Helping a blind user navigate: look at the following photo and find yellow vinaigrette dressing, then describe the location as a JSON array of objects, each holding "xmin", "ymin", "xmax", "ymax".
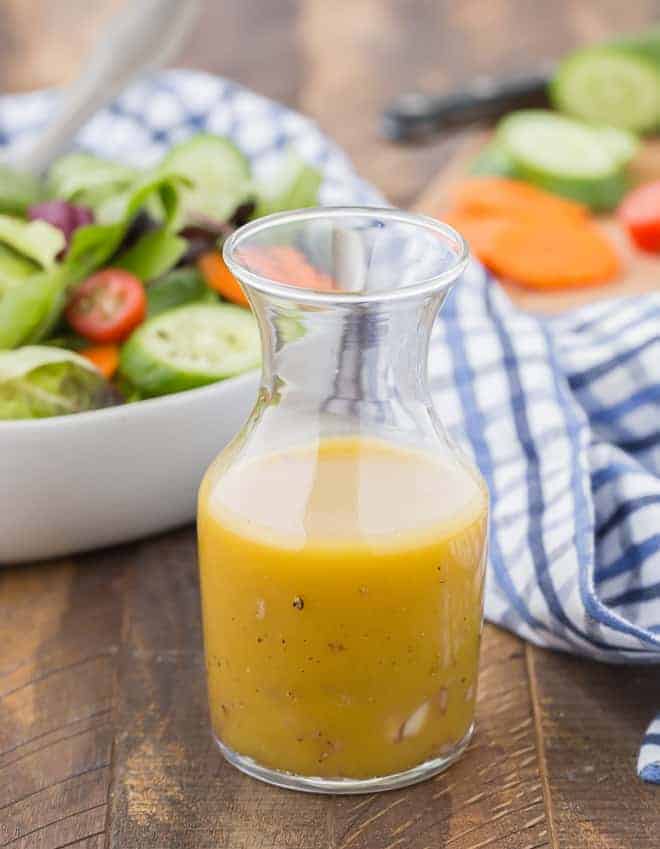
[{"xmin": 198, "ymin": 436, "xmax": 488, "ymax": 780}]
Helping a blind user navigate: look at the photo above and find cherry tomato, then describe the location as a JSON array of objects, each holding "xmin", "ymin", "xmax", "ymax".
[
  {"xmin": 618, "ymin": 180, "xmax": 660, "ymax": 253},
  {"xmin": 66, "ymin": 269, "xmax": 146, "ymax": 343}
]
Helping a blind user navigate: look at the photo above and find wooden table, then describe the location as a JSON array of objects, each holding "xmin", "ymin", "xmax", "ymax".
[{"xmin": 1, "ymin": 3, "xmax": 659, "ymax": 848}]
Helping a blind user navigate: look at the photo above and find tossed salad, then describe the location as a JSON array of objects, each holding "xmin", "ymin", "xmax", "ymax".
[{"xmin": 0, "ymin": 134, "xmax": 321, "ymax": 419}]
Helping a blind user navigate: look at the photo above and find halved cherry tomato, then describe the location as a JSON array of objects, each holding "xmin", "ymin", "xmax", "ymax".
[
  {"xmin": 618, "ymin": 180, "xmax": 660, "ymax": 253},
  {"xmin": 66, "ymin": 269, "xmax": 147, "ymax": 343}
]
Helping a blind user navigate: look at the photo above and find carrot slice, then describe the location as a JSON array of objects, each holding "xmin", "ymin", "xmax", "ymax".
[
  {"xmin": 199, "ymin": 246, "xmax": 334, "ymax": 306},
  {"xmin": 486, "ymin": 218, "xmax": 620, "ymax": 290},
  {"xmin": 442, "ymin": 210, "xmax": 514, "ymax": 265},
  {"xmin": 451, "ymin": 177, "xmax": 588, "ymax": 222},
  {"xmin": 237, "ymin": 245, "xmax": 334, "ymax": 290},
  {"xmin": 443, "ymin": 176, "xmax": 621, "ymax": 290},
  {"xmin": 197, "ymin": 251, "xmax": 249, "ymax": 307},
  {"xmin": 80, "ymin": 344, "xmax": 120, "ymax": 379}
]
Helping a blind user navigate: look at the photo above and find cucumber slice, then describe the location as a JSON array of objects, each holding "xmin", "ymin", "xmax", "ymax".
[
  {"xmin": 497, "ymin": 111, "xmax": 628, "ymax": 210},
  {"xmin": 119, "ymin": 303, "xmax": 260, "ymax": 397},
  {"xmin": 551, "ymin": 45, "xmax": 660, "ymax": 133},
  {"xmin": 608, "ymin": 27, "xmax": 660, "ymax": 67},
  {"xmin": 160, "ymin": 134, "xmax": 252, "ymax": 223},
  {"xmin": 593, "ymin": 126, "xmax": 639, "ymax": 167},
  {"xmin": 470, "ymin": 141, "xmax": 519, "ymax": 177}
]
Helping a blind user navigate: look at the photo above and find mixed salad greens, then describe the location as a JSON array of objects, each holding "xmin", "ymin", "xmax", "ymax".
[{"xmin": 0, "ymin": 134, "xmax": 321, "ymax": 420}]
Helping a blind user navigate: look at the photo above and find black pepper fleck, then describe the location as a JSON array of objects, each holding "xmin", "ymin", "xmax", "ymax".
[{"xmin": 292, "ymin": 596, "xmax": 304, "ymax": 610}]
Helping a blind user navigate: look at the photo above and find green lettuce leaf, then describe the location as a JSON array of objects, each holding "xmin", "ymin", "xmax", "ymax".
[
  {"xmin": 0, "ymin": 266, "xmax": 69, "ymax": 349},
  {"xmin": 47, "ymin": 152, "xmax": 138, "ymax": 210},
  {"xmin": 116, "ymin": 228, "xmax": 187, "ymax": 282},
  {"xmin": 146, "ymin": 268, "xmax": 218, "ymax": 317},
  {"xmin": 0, "ymin": 164, "xmax": 44, "ymax": 215},
  {"xmin": 0, "ymin": 244, "xmax": 39, "ymax": 295},
  {"xmin": 0, "ymin": 345, "xmax": 118, "ymax": 419},
  {"xmin": 0, "ymin": 215, "xmax": 65, "ymax": 268},
  {"xmin": 66, "ymin": 172, "xmax": 186, "ymax": 280}
]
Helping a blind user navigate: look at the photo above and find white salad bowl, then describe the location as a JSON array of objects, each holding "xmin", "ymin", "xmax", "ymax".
[
  {"xmin": 0, "ymin": 372, "xmax": 260, "ymax": 563},
  {"xmin": 0, "ymin": 70, "xmax": 381, "ymax": 563}
]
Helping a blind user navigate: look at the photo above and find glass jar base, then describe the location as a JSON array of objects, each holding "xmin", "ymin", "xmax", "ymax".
[{"xmin": 214, "ymin": 723, "xmax": 474, "ymax": 795}]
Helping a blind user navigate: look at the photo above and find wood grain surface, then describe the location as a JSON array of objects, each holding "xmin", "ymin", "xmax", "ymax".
[{"xmin": 1, "ymin": 2, "xmax": 659, "ymax": 848}]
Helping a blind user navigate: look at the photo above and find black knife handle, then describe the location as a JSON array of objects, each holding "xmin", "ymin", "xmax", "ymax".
[{"xmin": 382, "ymin": 73, "xmax": 551, "ymax": 142}]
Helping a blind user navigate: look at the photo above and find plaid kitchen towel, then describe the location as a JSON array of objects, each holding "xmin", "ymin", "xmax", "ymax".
[
  {"xmin": 432, "ymin": 267, "xmax": 660, "ymax": 783},
  {"xmin": 1, "ymin": 69, "xmax": 657, "ymax": 782}
]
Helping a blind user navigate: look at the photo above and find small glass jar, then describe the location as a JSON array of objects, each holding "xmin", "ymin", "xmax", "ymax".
[{"xmin": 198, "ymin": 208, "xmax": 488, "ymax": 793}]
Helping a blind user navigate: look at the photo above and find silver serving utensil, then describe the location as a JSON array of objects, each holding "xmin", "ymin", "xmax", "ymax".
[{"xmin": 5, "ymin": 0, "xmax": 201, "ymax": 174}]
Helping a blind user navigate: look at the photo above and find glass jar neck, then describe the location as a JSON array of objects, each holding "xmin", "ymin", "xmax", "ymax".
[{"xmin": 247, "ymin": 288, "xmax": 449, "ymax": 423}]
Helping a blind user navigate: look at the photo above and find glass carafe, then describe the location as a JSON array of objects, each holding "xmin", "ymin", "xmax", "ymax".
[{"xmin": 198, "ymin": 208, "xmax": 488, "ymax": 794}]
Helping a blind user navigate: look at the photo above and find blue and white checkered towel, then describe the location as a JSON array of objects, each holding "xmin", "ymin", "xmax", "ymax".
[
  {"xmin": 433, "ymin": 266, "xmax": 660, "ymax": 783},
  {"xmin": 1, "ymin": 69, "xmax": 657, "ymax": 783}
]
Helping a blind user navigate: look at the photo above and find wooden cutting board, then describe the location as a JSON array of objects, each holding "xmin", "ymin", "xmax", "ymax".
[{"xmin": 414, "ymin": 130, "xmax": 660, "ymax": 314}]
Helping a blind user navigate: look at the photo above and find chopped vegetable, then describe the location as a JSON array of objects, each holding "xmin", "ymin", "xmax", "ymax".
[
  {"xmin": 442, "ymin": 210, "xmax": 511, "ymax": 266},
  {"xmin": 470, "ymin": 141, "xmax": 518, "ymax": 178},
  {"xmin": 119, "ymin": 302, "xmax": 261, "ymax": 396},
  {"xmin": 42, "ymin": 333, "xmax": 88, "ymax": 351},
  {"xmin": 0, "ymin": 215, "xmax": 65, "ymax": 269},
  {"xmin": 0, "ymin": 244, "xmax": 39, "ymax": 294},
  {"xmin": 80, "ymin": 344, "xmax": 120, "ymax": 379},
  {"xmin": 0, "ymin": 345, "xmax": 118, "ymax": 419},
  {"xmin": 198, "ymin": 250, "xmax": 249, "ymax": 307},
  {"xmin": 618, "ymin": 179, "xmax": 660, "ymax": 252},
  {"xmin": 450, "ymin": 176, "xmax": 587, "ymax": 221},
  {"xmin": 609, "ymin": 26, "xmax": 660, "ymax": 65},
  {"xmin": 593, "ymin": 127, "xmax": 641, "ymax": 167},
  {"xmin": 495, "ymin": 111, "xmax": 633, "ymax": 211},
  {"xmin": 63, "ymin": 172, "xmax": 184, "ymax": 290},
  {"xmin": 0, "ymin": 266, "xmax": 70, "ymax": 349},
  {"xmin": 445, "ymin": 176, "xmax": 620, "ymax": 290},
  {"xmin": 253, "ymin": 154, "xmax": 323, "ymax": 218},
  {"xmin": 48, "ymin": 152, "xmax": 138, "ymax": 212},
  {"xmin": 116, "ymin": 228, "xmax": 187, "ymax": 282},
  {"xmin": 484, "ymin": 216, "xmax": 620, "ymax": 290},
  {"xmin": 160, "ymin": 134, "xmax": 252, "ymax": 225},
  {"xmin": 147, "ymin": 267, "xmax": 218, "ymax": 317},
  {"xmin": 66, "ymin": 269, "xmax": 147, "ymax": 343},
  {"xmin": 0, "ymin": 164, "xmax": 43, "ymax": 215},
  {"xmin": 551, "ymin": 34, "xmax": 660, "ymax": 133},
  {"xmin": 200, "ymin": 243, "xmax": 335, "ymax": 300},
  {"xmin": 178, "ymin": 224, "xmax": 225, "ymax": 265},
  {"xmin": 236, "ymin": 245, "xmax": 335, "ymax": 290},
  {"xmin": 28, "ymin": 201, "xmax": 94, "ymax": 247}
]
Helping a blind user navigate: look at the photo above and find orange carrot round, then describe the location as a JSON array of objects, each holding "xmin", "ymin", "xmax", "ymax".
[
  {"xmin": 442, "ymin": 210, "xmax": 514, "ymax": 266},
  {"xmin": 197, "ymin": 251, "xmax": 249, "ymax": 307},
  {"xmin": 451, "ymin": 177, "xmax": 588, "ymax": 222},
  {"xmin": 234, "ymin": 245, "xmax": 334, "ymax": 291},
  {"xmin": 486, "ymin": 218, "xmax": 620, "ymax": 290},
  {"xmin": 80, "ymin": 344, "xmax": 120, "ymax": 379}
]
